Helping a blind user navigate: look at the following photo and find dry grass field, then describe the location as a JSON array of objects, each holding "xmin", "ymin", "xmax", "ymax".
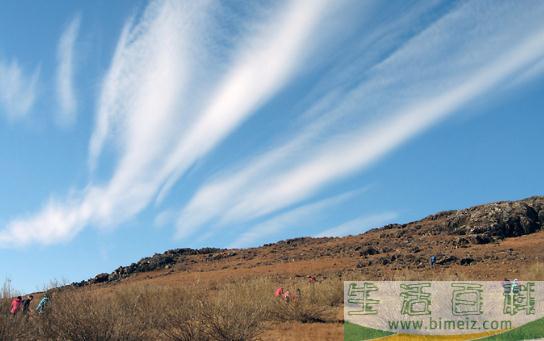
[{"xmin": 2, "ymin": 243, "xmax": 543, "ymax": 340}]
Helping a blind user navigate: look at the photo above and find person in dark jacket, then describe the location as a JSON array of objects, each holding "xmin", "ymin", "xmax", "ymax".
[
  {"xmin": 430, "ymin": 255, "xmax": 437, "ymax": 268},
  {"xmin": 21, "ymin": 295, "xmax": 34, "ymax": 314},
  {"xmin": 502, "ymin": 278, "xmax": 511, "ymax": 294}
]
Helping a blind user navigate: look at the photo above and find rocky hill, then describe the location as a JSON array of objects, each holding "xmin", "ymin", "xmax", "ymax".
[{"xmin": 73, "ymin": 195, "xmax": 544, "ymax": 287}]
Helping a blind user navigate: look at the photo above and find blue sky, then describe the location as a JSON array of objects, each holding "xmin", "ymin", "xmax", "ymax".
[{"xmin": 1, "ymin": 0, "xmax": 543, "ymax": 293}]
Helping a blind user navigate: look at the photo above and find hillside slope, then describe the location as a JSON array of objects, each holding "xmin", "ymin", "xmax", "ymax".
[{"xmin": 75, "ymin": 195, "xmax": 544, "ymax": 288}]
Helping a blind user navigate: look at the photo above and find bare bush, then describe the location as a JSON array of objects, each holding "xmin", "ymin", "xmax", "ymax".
[
  {"xmin": 200, "ymin": 280, "xmax": 270, "ymax": 341},
  {"xmin": 306, "ymin": 279, "xmax": 343, "ymax": 307},
  {"xmin": 153, "ymin": 286, "xmax": 209, "ymax": 341},
  {"xmin": 34, "ymin": 288, "xmax": 148, "ymax": 340},
  {"xmin": 158, "ymin": 279, "xmax": 270, "ymax": 341}
]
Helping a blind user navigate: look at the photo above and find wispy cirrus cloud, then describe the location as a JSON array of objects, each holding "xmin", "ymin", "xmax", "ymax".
[
  {"xmin": 153, "ymin": 0, "xmax": 331, "ymax": 202},
  {"xmin": 2, "ymin": 0, "xmax": 544, "ymax": 249},
  {"xmin": 0, "ymin": 58, "xmax": 39, "ymax": 120},
  {"xmin": 173, "ymin": 1, "xmax": 544, "ymax": 241},
  {"xmin": 0, "ymin": 0, "xmax": 330, "ymax": 247},
  {"xmin": 1, "ymin": 0, "xmax": 209, "ymax": 246},
  {"xmin": 55, "ymin": 15, "xmax": 81, "ymax": 127}
]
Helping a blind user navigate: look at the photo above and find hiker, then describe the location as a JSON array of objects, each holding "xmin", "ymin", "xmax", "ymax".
[
  {"xmin": 307, "ymin": 275, "xmax": 317, "ymax": 284},
  {"xmin": 502, "ymin": 278, "xmax": 511, "ymax": 294},
  {"xmin": 21, "ymin": 295, "xmax": 34, "ymax": 315},
  {"xmin": 282, "ymin": 290, "xmax": 291, "ymax": 303},
  {"xmin": 430, "ymin": 255, "xmax": 437, "ymax": 268},
  {"xmin": 36, "ymin": 294, "xmax": 49, "ymax": 313},
  {"xmin": 10, "ymin": 296, "xmax": 22, "ymax": 315},
  {"xmin": 274, "ymin": 287, "xmax": 284, "ymax": 298},
  {"xmin": 512, "ymin": 279, "xmax": 520, "ymax": 294}
]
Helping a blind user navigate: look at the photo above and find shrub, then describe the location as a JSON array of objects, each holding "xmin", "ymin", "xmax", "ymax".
[
  {"xmin": 35, "ymin": 288, "xmax": 148, "ymax": 340},
  {"xmin": 199, "ymin": 280, "xmax": 269, "ymax": 341},
  {"xmin": 153, "ymin": 286, "xmax": 210, "ymax": 341}
]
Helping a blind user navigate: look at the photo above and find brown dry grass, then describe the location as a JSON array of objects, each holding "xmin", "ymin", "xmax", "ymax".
[
  {"xmin": 2, "ymin": 259, "xmax": 543, "ymax": 340},
  {"xmin": 0, "ymin": 275, "xmax": 344, "ymax": 340}
]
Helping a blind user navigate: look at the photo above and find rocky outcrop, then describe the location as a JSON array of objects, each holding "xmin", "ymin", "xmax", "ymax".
[
  {"xmin": 442, "ymin": 196, "xmax": 544, "ymax": 243},
  {"xmin": 71, "ymin": 247, "xmax": 223, "ymax": 287}
]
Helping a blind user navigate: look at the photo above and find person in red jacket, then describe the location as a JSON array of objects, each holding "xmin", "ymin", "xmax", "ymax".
[{"xmin": 10, "ymin": 296, "xmax": 22, "ymax": 315}]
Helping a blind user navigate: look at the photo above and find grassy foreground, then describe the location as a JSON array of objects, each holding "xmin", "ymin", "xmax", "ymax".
[
  {"xmin": 1, "ymin": 259, "xmax": 542, "ymax": 340},
  {"xmin": 0, "ymin": 277, "xmax": 342, "ymax": 340}
]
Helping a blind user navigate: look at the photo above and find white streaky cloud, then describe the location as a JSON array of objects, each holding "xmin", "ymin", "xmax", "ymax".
[
  {"xmin": 0, "ymin": 0, "xmax": 330, "ymax": 247},
  {"xmin": 87, "ymin": 19, "xmax": 131, "ymax": 170},
  {"xmin": 172, "ymin": 1, "xmax": 441, "ymax": 237},
  {"xmin": 81, "ymin": 0, "xmax": 198, "ymax": 229},
  {"xmin": 55, "ymin": 15, "xmax": 81, "ymax": 127},
  {"xmin": 154, "ymin": 0, "xmax": 330, "ymax": 203},
  {"xmin": 0, "ymin": 59, "xmax": 39, "ymax": 120},
  {"xmin": 175, "ymin": 0, "xmax": 544, "ymax": 240},
  {"xmin": 228, "ymin": 189, "xmax": 363, "ymax": 248},
  {"xmin": 0, "ymin": 0, "xmax": 199, "ymax": 246},
  {"xmin": 0, "ymin": 197, "xmax": 91, "ymax": 246},
  {"xmin": 314, "ymin": 212, "xmax": 398, "ymax": 238},
  {"xmin": 173, "ymin": 96, "xmax": 343, "ymax": 239},
  {"xmin": 217, "ymin": 27, "xmax": 544, "ymax": 227},
  {"xmin": 292, "ymin": 0, "xmax": 443, "ymax": 112}
]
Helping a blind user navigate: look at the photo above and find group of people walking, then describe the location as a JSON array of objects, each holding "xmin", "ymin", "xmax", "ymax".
[
  {"xmin": 274, "ymin": 274, "xmax": 319, "ymax": 303},
  {"xmin": 10, "ymin": 294, "xmax": 49, "ymax": 315},
  {"xmin": 502, "ymin": 278, "xmax": 520, "ymax": 294},
  {"xmin": 10, "ymin": 295, "xmax": 33, "ymax": 315}
]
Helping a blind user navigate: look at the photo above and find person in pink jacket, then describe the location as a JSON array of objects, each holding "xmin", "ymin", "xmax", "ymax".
[{"xmin": 10, "ymin": 296, "xmax": 22, "ymax": 315}]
